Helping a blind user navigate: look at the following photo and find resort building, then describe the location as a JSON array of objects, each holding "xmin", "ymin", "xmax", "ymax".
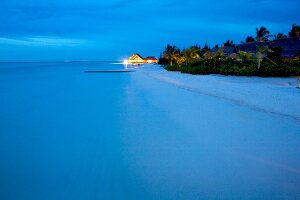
[
  {"xmin": 127, "ymin": 53, "xmax": 144, "ymax": 64},
  {"xmin": 210, "ymin": 38, "xmax": 300, "ymax": 60},
  {"xmin": 144, "ymin": 56, "xmax": 159, "ymax": 63},
  {"xmin": 127, "ymin": 53, "xmax": 158, "ymax": 64}
]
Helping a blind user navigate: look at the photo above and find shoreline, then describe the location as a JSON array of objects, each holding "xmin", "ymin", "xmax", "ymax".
[{"xmin": 141, "ymin": 65, "xmax": 300, "ymax": 121}]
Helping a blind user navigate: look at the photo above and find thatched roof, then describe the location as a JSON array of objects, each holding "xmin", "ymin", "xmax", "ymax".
[
  {"xmin": 211, "ymin": 38, "xmax": 300, "ymax": 58},
  {"xmin": 269, "ymin": 38, "xmax": 300, "ymax": 58},
  {"xmin": 144, "ymin": 56, "xmax": 158, "ymax": 60},
  {"xmin": 236, "ymin": 42, "xmax": 267, "ymax": 54},
  {"xmin": 211, "ymin": 46, "xmax": 237, "ymax": 56},
  {"xmin": 236, "ymin": 38, "xmax": 300, "ymax": 58},
  {"xmin": 128, "ymin": 53, "xmax": 144, "ymax": 60}
]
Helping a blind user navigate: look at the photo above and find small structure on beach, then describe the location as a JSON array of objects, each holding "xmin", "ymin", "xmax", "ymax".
[
  {"xmin": 144, "ymin": 56, "xmax": 159, "ymax": 63},
  {"xmin": 126, "ymin": 53, "xmax": 158, "ymax": 64},
  {"xmin": 127, "ymin": 53, "xmax": 144, "ymax": 64}
]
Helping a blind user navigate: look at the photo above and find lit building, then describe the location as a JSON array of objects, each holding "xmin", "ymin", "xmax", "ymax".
[
  {"xmin": 126, "ymin": 53, "xmax": 158, "ymax": 64},
  {"xmin": 144, "ymin": 56, "xmax": 159, "ymax": 63},
  {"xmin": 127, "ymin": 53, "xmax": 145, "ymax": 64}
]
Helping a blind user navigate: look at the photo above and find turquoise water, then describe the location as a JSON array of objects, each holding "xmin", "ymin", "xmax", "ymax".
[{"xmin": 0, "ymin": 62, "xmax": 300, "ymax": 199}]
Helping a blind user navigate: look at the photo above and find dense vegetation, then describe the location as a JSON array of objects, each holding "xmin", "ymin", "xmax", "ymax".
[{"xmin": 159, "ymin": 24, "xmax": 300, "ymax": 77}]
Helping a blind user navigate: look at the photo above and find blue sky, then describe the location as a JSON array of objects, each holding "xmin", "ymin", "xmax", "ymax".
[{"xmin": 0, "ymin": 0, "xmax": 299, "ymax": 61}]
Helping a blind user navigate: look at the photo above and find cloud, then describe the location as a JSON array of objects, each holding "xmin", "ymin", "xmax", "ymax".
[
  {"xmin": 0, "ymin": 37, "xmax": 89, "ymax": 46},
  {"xmin": 0, "ymin": 0, "xmax": 147, "ymax": 37},
  {"xmin": 1, "ymin": 0, "xmax": 299, "ymax": 38},
  {"xmin": 0, "ymin": 0, "xmax": 299, "ymax": 61}
]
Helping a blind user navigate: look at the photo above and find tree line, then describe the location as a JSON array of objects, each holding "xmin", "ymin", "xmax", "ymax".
[{"xmin": 159, "ymin": 24, "xmax": 300, "ymax": 77}]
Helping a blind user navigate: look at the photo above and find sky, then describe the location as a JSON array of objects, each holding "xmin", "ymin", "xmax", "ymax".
[{"xmin": 0, "ymin": 0, "xmax": 299, "ymax": 61}]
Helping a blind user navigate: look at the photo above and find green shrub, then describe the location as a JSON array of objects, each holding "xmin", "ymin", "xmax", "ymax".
[{"xmin": 164, "ymin": 59, "xmax": 300, "ymax": 77}]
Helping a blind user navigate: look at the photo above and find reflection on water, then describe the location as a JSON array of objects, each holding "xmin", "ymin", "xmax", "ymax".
[{"xmin": 0, "ymin": 62, "xmax": 300, "ymax": 200}]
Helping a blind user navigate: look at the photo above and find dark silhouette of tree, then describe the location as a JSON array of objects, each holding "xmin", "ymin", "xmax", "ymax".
[
  {"xmin": 245, "ymin": 36, "xmax": 255, "ymax": 43},
  {"xmin": 289, "ymin": 24, "xmax": 300, "ymax": 38},
  {"xmin": 294, "ymin": 51, "xmax": 300, "ymax": 59},
  {"xmin": 224, "ymin": 40, "xmax": 234, "ymax": 46},
  {"xmin": 203, "ymin": 43, "xmax": 210, "ymax": 51},
  {"xmin": 267, "ymin": 46, "xmax": 283, "ymax": 64},
  {"xmin": 190, "ymin": 44, "xmax": 201, "ymax": 50},
  {"xmin": 273, "ymin": 33, "xmax": 287, "ymax": 40},
  {"xmin": 256, "ymin": 26, "xmax": 271, "ymax": 42},
  {"xmin": 162, "ymin": 44, "xmax": 180, "ymax": 66},
  {"xmin": 201, "ymin": 43, "xmax": 210, "ymax": 57},
  {"xmin": 158, "ymin": 54, "xmax": 168, "ymax": 65}
]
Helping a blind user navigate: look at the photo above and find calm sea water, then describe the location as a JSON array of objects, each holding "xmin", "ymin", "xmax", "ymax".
[{"xmin": 0, "ymin": 62, "xmax": 300, "ymax": 199}]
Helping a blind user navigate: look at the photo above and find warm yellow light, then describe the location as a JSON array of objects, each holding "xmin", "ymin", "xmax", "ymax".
[
  {"xmin": 123, "ymin": 60, "xmax": 128, "ymax": 64},
  {"xmin": 147, "ymin": 60, "xmax": 152, "ymax": 63}
]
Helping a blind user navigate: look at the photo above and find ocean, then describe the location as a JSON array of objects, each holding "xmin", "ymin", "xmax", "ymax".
[{"xmin": 0, "ymin": 62, "xmax": 300, "ymax": 199}]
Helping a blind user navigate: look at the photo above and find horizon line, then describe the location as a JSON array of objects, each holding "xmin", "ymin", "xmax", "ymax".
[{"xmin": 0, "ymin": 60, "xmax": 122, "ymax": 64}]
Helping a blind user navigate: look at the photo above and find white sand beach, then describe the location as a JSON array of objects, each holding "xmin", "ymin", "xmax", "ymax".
[{"xmin": 140, "ymin": 65, "xmax": 300, "ymax": 121}]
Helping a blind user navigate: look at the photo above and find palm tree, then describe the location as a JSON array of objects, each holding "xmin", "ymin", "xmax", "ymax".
[
  {"xmin": 289, "ymin": 24, "xmax": 300, "ymax": 38},
  {"xmin": 256, "ymin": 26, "xmax": 271, "ymax": 42},
  {"xmin": 182, "ymin": 47, "xmax": 200, "ymax": 65},
  {"xmin": 213, "ymin": 47, "xmax": 225, "ymax": 60},
  {"xmin": 203, "ymin": 51, "xmax": 213, "ymax": 60},
  {"xmin": 190, "ymin": 44, "xmax": 201, "ymax": 51},
  {"xmin": 294, "ymin": 51, "xmax": 300, "ymax": 60},
  {"xmin": 245, "ymin": 36, "xmax": 255, "ymax": 43},
  {"xmin": 162, "ymin": 45, "xmax": 180, "ymax": 66},
  {"xmin": 238, "ymin": 51, "xmax": 254, "ymax": 62},
  {"xmin": 224, "ymin": 40, "xmax": 234, "ymax": 46},
  {"xmin": 256, "ymin": 46, "xmax": 269, "ymax": 69},
  {"xmin": 273, "ymin": 33, "xmax": 287, "ymax": 40},
  {"xmin": 201, "ymin": 43, "xmax": 210, "ymax": 57}
]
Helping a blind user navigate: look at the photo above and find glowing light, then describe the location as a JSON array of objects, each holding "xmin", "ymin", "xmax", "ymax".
[{"xmin": 123, "ymin": 59, "xmax": 128, "ymax": 64}]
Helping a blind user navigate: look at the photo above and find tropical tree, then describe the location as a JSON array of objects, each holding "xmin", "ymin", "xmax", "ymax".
[
  {"xmin": 256, "ymin": 46, "xmax": 269, "ymax": 69},
  {"xmin": 294, "ymin": 51, "xmax": 300, "ymax": 60},
  {"xmin": 245, "ymin": 36, "xmax": 255, "ymax": 43},
  {"xmin": 266, "ymin": 46, "xmax": 282, "ymax": 64},
  {"xmin": 201, "ymin": 43, "xmax": 210, "ymax": 57},
  {"xmin": 203, "ymin": 51, "xmax": 213, "ymax": 60},
  {"xmin": 256, "ymin": 26, "xmax": 271, "ymax": 42},
  {"xmin": 213, "ymin": 47, "xmax": 225, "ymax": 60},
  {"xmin": 182, "ymin": 47, "xmax": 200, "ymax": 65},
  {"xmin": 190, "ymin": 44, "xmax": 201, "ymax": 51},
  {"xmin": 273, "ymin": 33, "xmax": 287, "ymax": 40},
  {"xmin": 176, "ymin": 54, "xmax": 186, "ymax": 65},
  {"xmin": 289, "ymin": 24, "xmax": 300, "ymax": 38},
  {"xmin": 162, "ymin": 44, "xmax": 180, "ymax": 66},
  {"xmin": 238, "ymin": 51, "xmax": 254, "ymax": 62},
  {"xmin": 190, "ymin": 44, "xmax": 202, "ymax": 58},
  {"xmin": 224, "ymin": 40, "xmax": 234, "ymax": 46}
]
